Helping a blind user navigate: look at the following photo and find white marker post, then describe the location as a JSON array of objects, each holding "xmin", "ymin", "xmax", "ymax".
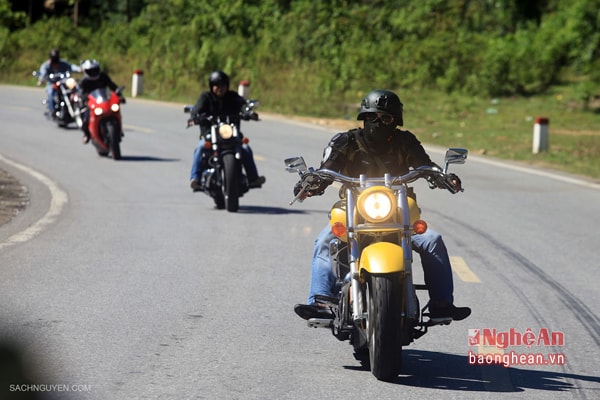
[
  {"xmin": 533, "ymin": 117, "xmax": 549, "ymax": 154},
  {"xmin": 131, "ymin": 69, "xmax": 144, "ymax": 97},
  {"xmin": 238, "ymin": 80, "xmax": 250, "ymax": 99}
]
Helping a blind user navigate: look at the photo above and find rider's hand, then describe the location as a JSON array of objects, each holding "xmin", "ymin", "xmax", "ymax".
[
  {"xmin": 294, "ymin": 175, "xmax": 332, "ymax": 198},
  {"xmin": 293, "ymin": 182, "xmax": 309, "ymax": 200},
  {"xmin": 187, "ymin": 118, "xmax": 196, "ymax": 127},
  {"xmin": 447, "ymin": 173, "xmax": 462, "ymax": 193}
]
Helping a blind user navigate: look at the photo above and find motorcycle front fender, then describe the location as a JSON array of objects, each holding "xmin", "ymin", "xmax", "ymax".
[{"xmin": 359, "ymin": 242, "xmax": 405, "ymax": 274}]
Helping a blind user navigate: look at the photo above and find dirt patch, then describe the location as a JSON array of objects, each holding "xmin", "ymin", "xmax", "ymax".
[{"xmin": 0, "ymin": 168, "xmax": 29, "ymax": 227}]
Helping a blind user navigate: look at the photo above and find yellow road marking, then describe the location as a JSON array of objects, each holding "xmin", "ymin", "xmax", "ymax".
[
  {"xmin": 123, "ymin": 124, "xmax": 154, "ymax": 133},
  {"xmin": 450, "ymin": 256, "xmax": 481, "ymax": 283}
]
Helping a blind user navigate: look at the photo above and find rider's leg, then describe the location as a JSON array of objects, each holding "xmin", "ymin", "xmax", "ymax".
[
  {"xmin": 307, "ymin": 225, "xmax": 338, "ymax": 304},
  {"xmin": 412, "ymin": 228, "xmax": 470, "ymax": 320},
  {"xmin": 241, "ymin": 144, "xmax": 265, "ymax": 187},
  {"xmin": 45, "ymin": 85, "xmax": 55, "ymax": 116},
  {"xmin": 190, "ymin": 139, "xmax": 206, "ymax": 190}
]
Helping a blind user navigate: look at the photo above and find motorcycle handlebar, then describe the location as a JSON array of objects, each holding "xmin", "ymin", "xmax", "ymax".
[{"xmin": 314, "ymin": 166, "xmax": 442, "ymax": 187}]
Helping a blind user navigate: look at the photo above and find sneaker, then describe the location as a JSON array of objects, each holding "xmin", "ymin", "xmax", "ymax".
[
  {"xmin": 429, "ymin": 304, "xmax": 471, "ymax": 321},
  {"xmin": 249, "ymin": 176, "xmax": 266, "ymax": 188},
  {"xmin": 190, "ymin": 178, "xmax": 203, "ymax": 192},
  {"xmin": 294, "ymin": 304, "xmax": 333, "ymax": 320}
]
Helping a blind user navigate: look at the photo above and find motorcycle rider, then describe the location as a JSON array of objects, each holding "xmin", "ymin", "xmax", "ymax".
[
  {"xmin": 188, "ymin": 70, "xmax": 265, "ymax": 191},
  {"xmin": 78, "ymin": 59, "xmax": 123, "ymax": 144},
  {"xmin": 36, "ymin": 49, "xmax": 82, "ymax": 117},
  {"xmin": 293, "ymin": 89, "xmax": 471, "ymax": 323}
]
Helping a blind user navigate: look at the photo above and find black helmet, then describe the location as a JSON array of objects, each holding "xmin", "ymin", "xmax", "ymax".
[
  {"xmin": 357, "ymin": 89, "xmax": 404, "ymax": 126},
  {"xmin": 49, "ymin": 49, "xmax": 60, "ymax": 63},
  {"xmin": 208, "ymin": 70, "xmax": 230, "ymax": 90}
]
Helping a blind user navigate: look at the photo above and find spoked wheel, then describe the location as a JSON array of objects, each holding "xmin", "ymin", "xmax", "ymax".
[
  {"xmin": 367, "ymin": 273, "xmax": 404, "ymax": 381},
  {"xmin": 221, "ymin": 153, "xmax": 239, "ymax": 212}
]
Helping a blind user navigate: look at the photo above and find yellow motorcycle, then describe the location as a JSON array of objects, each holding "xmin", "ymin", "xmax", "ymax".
[{"xmin": 285, "ymin": 148, "xmax": 468, "ymax": 381}]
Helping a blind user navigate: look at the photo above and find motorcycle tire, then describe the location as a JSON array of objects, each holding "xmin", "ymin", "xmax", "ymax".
[
  {"xmin": 366, "ymin": 273, "xmax": 404, "ymax": 381},
  {"xmin": 106, "ymin": 121, "xmax": 122, "ymax": 160},
  {"xmin": 221, "ymin": 153, "xmax": 239, "ymax": 212},
  {"xmin": 212, "ymin": 174, "xmax": 226, "ymax": 210}
]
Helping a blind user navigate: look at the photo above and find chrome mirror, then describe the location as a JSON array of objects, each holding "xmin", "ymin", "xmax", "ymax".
[{"xmin": 284, "ymin": 157, "xmax": 308, "ymax": 174}]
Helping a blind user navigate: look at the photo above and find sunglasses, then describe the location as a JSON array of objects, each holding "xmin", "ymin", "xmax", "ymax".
[{"xmin": 362, "ymin": 112, "xmax": 395, "ymax": 125}]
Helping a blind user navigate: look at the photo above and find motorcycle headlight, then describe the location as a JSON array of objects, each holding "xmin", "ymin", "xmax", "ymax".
[
  {"xmin": 93, "ymin": 107, "xmax": 103, "ymax": 116},
  {"xmin": 357, "ymin": 186, "xmax": 396, "ymax": 223},
  {"xmin": 111, "ymin": 104, "xmax": 120, "ymax": 112},
  {"xmin": 65, "ymin": 77, "xmax": 77, "ymax": 90},
  {"xmin": 218, "ymin": 124, "xmax": 234, "ymax": 139}
]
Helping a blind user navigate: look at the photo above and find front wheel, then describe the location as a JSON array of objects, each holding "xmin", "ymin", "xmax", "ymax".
[
  {"xmin": 367, "ymin": 273, "xmax": 404, "ymax": 381},
  {"xmin": 106, "ymin": 121, "xmax": 121, "ymax": 160},
  {"xmin": 221, "ymin": 153, "xmax": 239, "ymax": 212}
]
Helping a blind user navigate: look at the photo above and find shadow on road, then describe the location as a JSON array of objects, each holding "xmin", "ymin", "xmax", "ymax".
[
  {"xmin": 344, "ymin": 349, "xmax": 600, "ymax": 393},
  {"xmin": 236, "ymin": 205, "xmax": 315, "ymax": 215},
  {"xmin": 117, "ymin": 155, "xmax": 180, "ymax": 162}
]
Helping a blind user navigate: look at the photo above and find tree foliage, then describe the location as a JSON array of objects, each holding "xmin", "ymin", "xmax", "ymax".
[{"xmin": 2, "ymin": 0, "xmax": 599, "ymax": 116}]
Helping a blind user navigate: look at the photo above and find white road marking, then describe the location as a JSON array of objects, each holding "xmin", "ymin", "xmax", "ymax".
[{"xmin": 0, "ymin": 154, "xmax": 68, "ymax": 250}]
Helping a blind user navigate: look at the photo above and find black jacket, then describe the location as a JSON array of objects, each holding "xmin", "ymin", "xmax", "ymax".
[
  {"xmin": 79, "ymin": 72, "xmax": 118, "ymax": 98},
  {"xmin": 320, "ymin": 128, "xmax": 436, "ymax": 178},
  {"xmin": 191, "ymin": 90, "xmax": 247, "ymax": 135}
]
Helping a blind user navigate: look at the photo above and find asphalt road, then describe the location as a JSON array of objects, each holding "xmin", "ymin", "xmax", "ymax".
[{"xmin": 1, "ymin": 85, "xmax": 599, "ymax": 400}]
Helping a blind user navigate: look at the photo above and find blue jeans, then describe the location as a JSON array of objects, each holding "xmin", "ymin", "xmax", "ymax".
[
  {"xmin": 45, "ymin": 84, "xmax": 56, "ymax": 115},
  {"xmin": 308, "ymin": 224, "xmax": 454, "ymax": 306},
  {"xmin": 190, "ymin": 139, "xmax": 259, "ymax": 182}
]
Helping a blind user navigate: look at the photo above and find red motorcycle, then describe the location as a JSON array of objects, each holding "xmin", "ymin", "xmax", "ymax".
[{"xmin": 84, "ymin": 86, "xmax": 126, "ymax": 160}]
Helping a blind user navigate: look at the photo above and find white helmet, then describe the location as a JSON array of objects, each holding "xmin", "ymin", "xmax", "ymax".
[{"xmin": 81, "ymin": 59, "xmax": 101, "ymax": 80}]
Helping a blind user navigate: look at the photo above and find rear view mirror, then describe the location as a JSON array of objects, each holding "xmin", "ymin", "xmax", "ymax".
[
  {"xmin": 444, "ymin": 148, "xmax": 468, "ymax": 172},
  {"xmin": 284, "ymin": 157, "xmax": 308, "ymax": 174}
]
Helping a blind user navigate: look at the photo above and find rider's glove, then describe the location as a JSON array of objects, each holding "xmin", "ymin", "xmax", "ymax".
[
  {"xmin": 427, "ymin": 174, "xmax": 445, "ymax": 190},
  {"xmin": 293, "ymin": 181, "xmax": 305, "ymax": 197},
  {"xmin": 446, "ymin": 173, "xmax": 462, "ymax": 193},
  {"xmin": 429, "ymin": 172, "xmax": 462, "ymax": 193},
  {"xmin": 293, "ymin": 175, "xmax": 332, "ymax": 198}
]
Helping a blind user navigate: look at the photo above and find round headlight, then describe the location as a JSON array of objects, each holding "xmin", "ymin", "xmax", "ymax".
[
  {"xmin": 357, "ymin": 187, "xmax": 396, "ymax": 223},
  {"xmin": 218, "ymin": 124, "xmax": 234, "ymax": 139},
  {"xmin": 111, "ymin": 104, "xmax": 120, "ymax": 112},
  {"xmin": 65, "ymin": 77, "xmax": 77, "ymax": 90},
  {"xmin": 93, "ymin": 107, "xmax": 103, "ymax": 116}
]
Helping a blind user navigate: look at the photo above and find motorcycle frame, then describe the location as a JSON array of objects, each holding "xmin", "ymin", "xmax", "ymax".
[
  {"xmin": 344, "ymin": 175, "xmax": 419, "ymax": 324},
  {"xmin": 204, "ymin": 118, "xmax": 245, "ymax": 189},
  {"xmin": 286, "ymin": 148, "xmax": 468, "ymax": 328},
  {"xmin": 56, "ymin": 78, "xmax": 78, "ymax": 123},
  {"xmin": 87, "ymin": 89, "xmax": 123, "ymax": 152},
  {"xmin": 208, "ymin": 118, "xmax": 243, "ymax": 165}
]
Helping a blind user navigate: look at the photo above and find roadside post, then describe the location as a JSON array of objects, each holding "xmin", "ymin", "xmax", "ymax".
[
  {"xmin": 533, "ymin": 117, "xmax": 549, "ymax": 154},
  {"xmin": 131, "ymin": 69, "xmax": 144, "ymax": 97},
  {"xmin": 238, "ymin": 80, "xmax": 250, "ymax": 99}
]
